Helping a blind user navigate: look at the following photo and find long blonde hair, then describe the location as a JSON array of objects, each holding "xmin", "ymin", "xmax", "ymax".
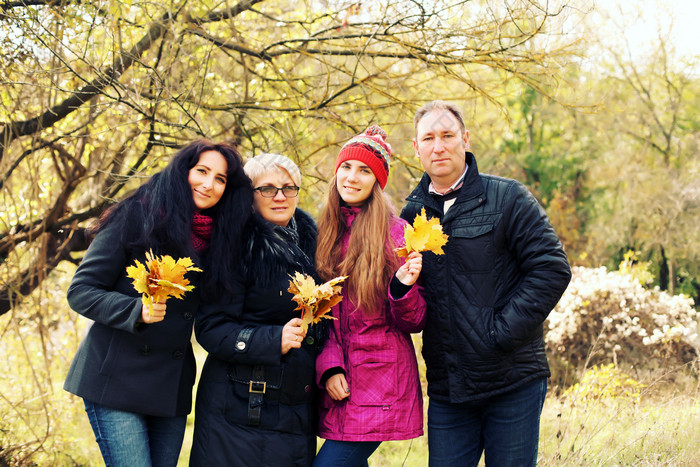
[{"xmin": 316, "ymin": 178, "xmax": 400, "ymax": 314}]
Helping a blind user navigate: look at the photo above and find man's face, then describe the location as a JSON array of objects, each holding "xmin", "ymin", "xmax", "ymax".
[{"xmin": 413, "ymin": 110, "xmax": 469, "ymax": 189}]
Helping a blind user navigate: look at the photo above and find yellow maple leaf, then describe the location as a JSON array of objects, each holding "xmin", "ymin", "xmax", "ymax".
[
  {"xmin": 288, "ymin": 273, "xmax": 346, "ymax": 334},
  {"xmin": 126, "ymin": 260, "xmax": 150, "ymax": 295},
  {"xmin": 288, "ymin": 271, "xmax": 317, "ymax": 300},
  {"xmin": 395, "ymin": 208, "xmax": 449, "ymax": 257},
  {"xmin": 125, "ymin": 250, "xmax": 202, "ymax": 316}
]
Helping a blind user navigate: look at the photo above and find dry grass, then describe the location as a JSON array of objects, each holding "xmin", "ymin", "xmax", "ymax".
[
  {"xmin": 2, "ymin": 309, "xmax": 699, "ymax": 466},
  {"xmin": 178, "ymin": 345, "xmax": 700, "ymax": 466}
]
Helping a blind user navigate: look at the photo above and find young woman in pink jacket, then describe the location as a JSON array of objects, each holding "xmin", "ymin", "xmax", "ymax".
[{"xmin": 314, "ymin": 125, "xmax": 427, "ymax": 466}]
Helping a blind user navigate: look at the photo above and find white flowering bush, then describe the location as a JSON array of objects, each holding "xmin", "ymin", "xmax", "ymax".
[{"xmin": 545, "ymin": 266, "xmax": 700, "ymax": 372}]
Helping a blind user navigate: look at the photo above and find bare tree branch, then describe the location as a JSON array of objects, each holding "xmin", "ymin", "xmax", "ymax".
[
  {"xmin": 0, "ymin": 226, "xmax": 91, "ymax": 316},
  {"xmin": 0, "ymin": 0, "xmax": 581, "ymax": 319},
  {"xmin": 0, "ymin": 14, "xmax": 173, "ymax": 160}
]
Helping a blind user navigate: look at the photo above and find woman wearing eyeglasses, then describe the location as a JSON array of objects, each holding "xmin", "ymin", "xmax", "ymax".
[{"xmin": 190, "ymin": 153, "xmax": 323, "ymax": 466}]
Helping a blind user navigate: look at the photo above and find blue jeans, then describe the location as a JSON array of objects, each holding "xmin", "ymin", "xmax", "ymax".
[
  {"xmin": 312, "ymin": 440, "xmax": 381, "ymax": 467},
  {"xmin": 428, "ymin": 377, "xmax": 547, "ymax": 467},
  {"xmin": 83, "ymin": 399, "xmax": 187, "ymax": 467}
]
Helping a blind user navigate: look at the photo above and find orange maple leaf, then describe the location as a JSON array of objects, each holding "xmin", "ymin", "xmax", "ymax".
[
  {"xmin": 395, "ymin": 208, "xmax": 449, "ymax": 257},
  {"xmin": 288, "ymin": 272, "xmax": 345, "ymax": 334}
]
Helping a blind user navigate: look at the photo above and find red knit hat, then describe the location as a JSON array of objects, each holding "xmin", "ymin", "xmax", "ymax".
[{"xmin": 334, "ymin": 125, "xmax": 392, "ymax": 189}]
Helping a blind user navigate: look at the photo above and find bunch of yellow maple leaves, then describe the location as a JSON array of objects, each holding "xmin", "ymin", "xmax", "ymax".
[
  {"xmin": 288, "ymin": 272, "xmax": 346, "ymax": 333},
  {"xmin": 286, "ymin": 209, "xmax": 445, "ymax": 333},
  {"xmin": 395, "ymin": 208, "xmax": 449, "ymax": 257},
  {"xmin": 126, "ymin": 250, "xmax": 202, "ymax": 315}
]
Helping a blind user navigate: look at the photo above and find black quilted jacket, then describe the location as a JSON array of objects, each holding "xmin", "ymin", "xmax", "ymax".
[{"xmin": 400, "ymin": 152, "xmax": 571, "ymax": 403}]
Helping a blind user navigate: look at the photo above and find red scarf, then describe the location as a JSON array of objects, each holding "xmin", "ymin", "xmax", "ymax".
[{"xmin": 191, "ymin": 212, "xmax": 213, "ymax": 253}]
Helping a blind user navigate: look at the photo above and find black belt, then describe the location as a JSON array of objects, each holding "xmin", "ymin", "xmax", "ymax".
[{"xmin": 248, "ymin": 365, "xmax": 265, "ymax": 426}]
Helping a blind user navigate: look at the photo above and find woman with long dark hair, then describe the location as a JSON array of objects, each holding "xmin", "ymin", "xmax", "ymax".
[
  {"xmin": 64, "ymin": 140, "xmax": 253, "ymax": 466},
  {"xmin": 313, "ymin": 126, "xmax": 427, "ymax": 466}
]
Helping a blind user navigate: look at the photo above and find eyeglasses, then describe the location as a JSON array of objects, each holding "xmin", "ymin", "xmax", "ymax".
[{"xmin": 254, "ymin": 185, "xmax": 300, "ymax": 198}]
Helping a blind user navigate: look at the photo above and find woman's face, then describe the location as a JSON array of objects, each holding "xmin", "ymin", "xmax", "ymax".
[
  {"xmin": 253, "ymin": 169, "xmax": 299, "ymax": 227},
  {"xmin": 188, "ymin": 150, "xmax": 228, "ymax": 211},
  {"xmin": 336, "ymin": 160, "xmax": 377, "ymax": 207}
]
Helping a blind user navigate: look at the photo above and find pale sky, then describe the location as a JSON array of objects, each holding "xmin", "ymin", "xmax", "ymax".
[
  {"xmin": 666, "ymin": 0, "xmax": 700, "ymax": 56},
  {"xmin": 597, "ymin": 0, "xmax": 700, "ymax": 59}
]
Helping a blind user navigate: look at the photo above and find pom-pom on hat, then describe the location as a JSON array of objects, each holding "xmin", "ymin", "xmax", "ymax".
[{"xmin": 335, "ymin": 125, "xmax": 392, "ymax": 189}]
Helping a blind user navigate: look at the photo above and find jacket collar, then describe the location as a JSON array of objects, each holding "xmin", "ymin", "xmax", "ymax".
[
  {"xmin": 458, "ymin": 152, "xmax": 485, "ymax": 200},
  {"xmin": 340, "ymin": 205, "xmax": 361, "ymax": 228},
  {"xmin": 242, "ymin": 208, "xmax": 318, "ymax": 286},
  {"xmin": 406, "ymin": 152, "xmax": 485, "ymax": 210}
]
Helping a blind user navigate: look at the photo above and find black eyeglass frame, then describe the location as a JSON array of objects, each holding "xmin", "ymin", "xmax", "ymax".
[{"xmin": 253, "ymin": 185, "xmax": 301, "ymax": 198}]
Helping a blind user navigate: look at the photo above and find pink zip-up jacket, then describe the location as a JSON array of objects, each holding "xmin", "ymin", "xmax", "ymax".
[{"xmin": 316, "ymin": 206, "xmax": 427, "ymax": 441}]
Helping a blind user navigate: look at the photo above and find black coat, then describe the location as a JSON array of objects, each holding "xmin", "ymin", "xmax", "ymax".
[
  {"xmin": 64, "ymin": 221, "xmax": 199, "ymax": 417},
  {"xmin": 190, "ymin": 209, "xmax": 321, "ymax": 467},
  {"xmin": 401, "ymin": 152, "xmax": 571, "ymax": 403}
]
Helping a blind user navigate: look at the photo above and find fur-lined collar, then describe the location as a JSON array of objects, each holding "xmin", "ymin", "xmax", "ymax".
[{"xmin": 241, "ymin": 209, "xmax": 318, "ymax": 287}]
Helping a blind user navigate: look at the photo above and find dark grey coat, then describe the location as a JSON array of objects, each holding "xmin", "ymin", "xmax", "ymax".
[
  {"xmin": 64, "ymin": 221, "xmax": 199, "ymax": 417},
  {"xmin": 401, "ymin": 152, "xmax": 571, "ymax": 403}
]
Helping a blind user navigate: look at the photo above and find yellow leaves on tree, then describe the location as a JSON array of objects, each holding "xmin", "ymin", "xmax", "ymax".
[
  {"xmin": 288, "ymin": 272, "xmax": 346, "ymax": 334},
  {"xmin": 126, "ymin": 250, "xmax": 202, "ymax": 315},
  {"xmin": 395, "ymin": 208, "xmax": 449, "ymax": 258}
]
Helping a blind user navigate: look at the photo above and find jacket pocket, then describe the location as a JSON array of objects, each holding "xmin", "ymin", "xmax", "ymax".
[
  {"xmin": 483, "ymin": 306, "xmax": 513, "ymax": 356},
  {"xmin": 452, "ymin": 221, "xmax": 494, "ymax": 239},
  {"xmin": 451, "ymin": 217, "xmax": 499, "ymax": 273},
  {"xmin": 279, "ymin": 349, "xmax": 315, "ymax": 405},
  {"xmin": 349, "ymin": 350, "xmax": 398, "ymax": 406},
  {"xmin": 98, "ymin": 328, "xmax": 121, "ymax": 376}
]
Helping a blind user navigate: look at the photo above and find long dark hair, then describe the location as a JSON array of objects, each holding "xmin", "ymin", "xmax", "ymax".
[{"xmin": 95, "ymin": 139, "xmax": 253, "ymax": 300}]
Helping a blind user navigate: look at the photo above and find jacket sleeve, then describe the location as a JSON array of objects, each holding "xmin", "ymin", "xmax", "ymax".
[
  {"xmin": 493, "ymin": 182, "xmax": 572, "ymax": 352},
  {"xmin": 387, "ymin": 217, "xmax": 427, "ymax": 333},
  {"xmin": 66, "ymin": 223, "xmax": 143, "ymax": 333},
  {"xmin": 315, "ymin": 304, "xmax": 346, "ymax": 386},
  {"xmin": 388, "ymin": 283, "xmax": 427, "ymax": 333},
  {"xmin": 195, "ymin": 280, "xmax": 283, "ymax": 367},
  {"xmin": 399, "ymin": 202, "xmax": 418, "ymax": 223}
]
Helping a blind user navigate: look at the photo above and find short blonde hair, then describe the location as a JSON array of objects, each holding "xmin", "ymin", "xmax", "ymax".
[{"xmin": 244, "ymin": 153, "xmax": 301, "ymax": 186}]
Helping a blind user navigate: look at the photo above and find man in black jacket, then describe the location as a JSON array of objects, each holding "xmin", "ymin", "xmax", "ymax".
[{"xmin": 401, "ymin": 100, "xmax": 571, "ymax": 466}]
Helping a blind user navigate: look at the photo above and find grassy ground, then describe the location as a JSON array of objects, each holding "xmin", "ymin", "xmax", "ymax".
[
  {"xmin": 2, "ymin": 313, "xmax": 699, "ymax": 466},
  {"xmin": 176, "ymin": 343, "xmax": 700, "ymax": 466},
  {"xmin": 538, "ymin": 392, "xmax": 700, "ymax": 466},
  {"xmin": 177, "ymin": 392, "xmax": 700, "ymax": 466}
]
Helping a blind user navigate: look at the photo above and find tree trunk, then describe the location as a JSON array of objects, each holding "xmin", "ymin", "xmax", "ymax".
[{"xmin": 658, "ymin": 246, "xmax": 669, "ymax": 291}]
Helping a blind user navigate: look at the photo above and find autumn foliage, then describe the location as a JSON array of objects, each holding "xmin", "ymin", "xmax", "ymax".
[
  {"xmin": 395, "ymin": 208, "xmax": 449, "ymax": 258},
  {"xmin": 125, "ymin": 251, "xmax": 202, "ymax": 314},
  {"xmin": 288, "ymin": 272, "xmax": 346, "ymax": 334}
]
